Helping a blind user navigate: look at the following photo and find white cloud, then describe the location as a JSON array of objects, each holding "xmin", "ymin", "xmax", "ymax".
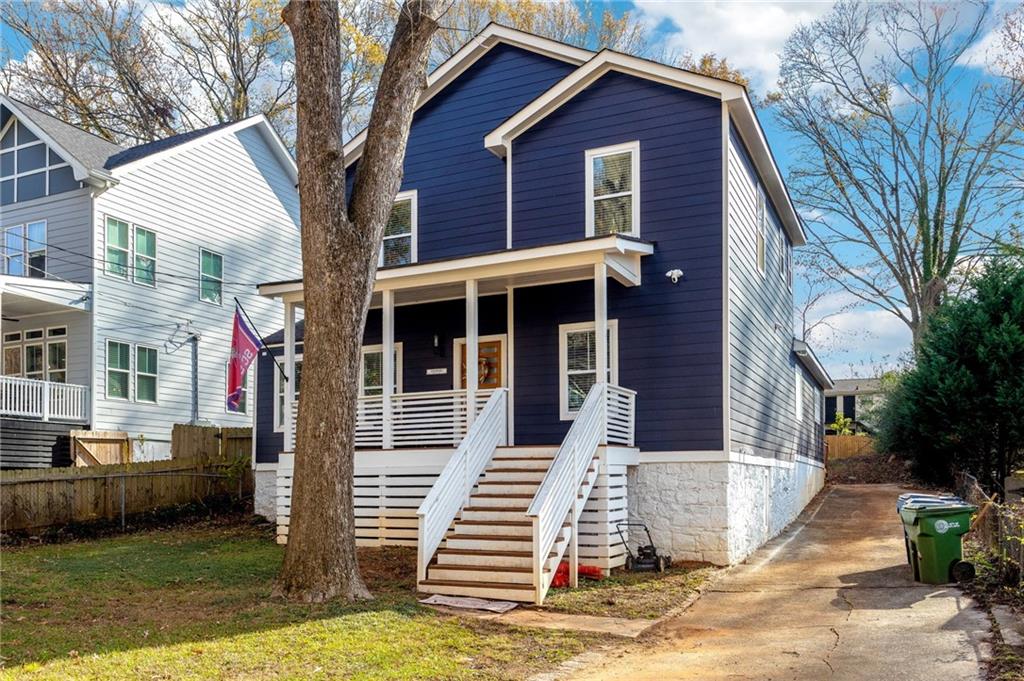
[
  {"xmin": 633, "ymin": 1, "xmax": 833, "ymax": 89},
  {"xmin": 808, "ymin": 307, "xmax": 912, "ymax": 378}
]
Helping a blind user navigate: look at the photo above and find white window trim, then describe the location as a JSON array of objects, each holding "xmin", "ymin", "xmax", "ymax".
[
  {"xmin": 795, "ymin": 366, "xmax": 804, "ymax": 421},
  {"xmin": 135, "ymin": 344, "xmax": 160, "ymax": 404},
  {"xmin": 777, "ymin": 226, "xmax": 786, "ymax": 283},
  {"xmin": 45, "ymin": 325, "xmax": 68, "ymax": 382},
  {"xmin": 2, "ymin": 341, "xmax": 22, "ymax": 376},
  {"xmin": 585, "ymin": 141, "xmax": 640, "ymax": 238},
  {"xmin": 198, "ymin": 247, "xmax": 224, "ymax": 305},
  {"xmin": 133, "ymin": 224, "xmax": 157, "ymax": 288},
  {"xmin": 273, "ymin": 352, "xmax": 302, "ymax": 433},
  {"xmin": 105, "ymin": 339, "xmax": 131, "ymax": 401},
  {"xmin": 0, "ymin": 118, "xmax": 71, "ymax": 202},
  {"xmin": 451, "ymin": 334, "xmax": 508, "ymax": 389},
  {"xmin": 379, "ymin": 189, "xmax": 418, "ymax": 268},
  {"xmin": 785, "ymin": 242, "xmax": 793, "ymax": 291},
  {"xmin": 103, "ymin": 215, "xmax": 131, "ymax": 280},
  {"xmin": 558, "ymin": 319, "xmax": 619, "ymax": 421},
  {"xmin": 359, "ymin": 343, "xmax": 404, "ymax": 396},
  {"xmin": 755, "ymin": 185, "xmax": 767, "ymax": 278}
]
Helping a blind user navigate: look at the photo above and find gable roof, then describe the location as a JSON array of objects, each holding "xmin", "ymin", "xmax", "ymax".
[
  {"xmin": 342, "ymin": 23, "xmax": 592, "ymax": 167},
  {"xmin": 104, "ymin": 121, "xmax": 236, "ymax": 169},
  {"xmin": 484, "ymin": 49, "xmax": 805, "ymax": 245},
  {"xmin": 1, "ymin": 95, "xmax": 123, "ymax": 182}
]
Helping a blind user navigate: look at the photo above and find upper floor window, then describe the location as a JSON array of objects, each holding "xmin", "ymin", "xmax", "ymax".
[
  {"xmin": 106, "ymin": 216, "xmax": 158, "ymax": 286},
  {"xmin": 199, "ymin": 248, "xmax": 223, "ymax": 305},
  {"xmin": 777, "ymin": 227, "xmax": 786, "ymax": 282},
  {"xmin": 2, "ymin": 220, "xmax": 45, "ymax": 277},
  {"xmin": 105, "ymin": 217, "xmax": 130, "ymax": 278},
  {"xmin": 785, "ymin": 242, "xmax": 793, "ymax": 290},
  {"xmin": 586, "ymin": 141, "xmax": 640, "ymax": 238},
  {"xmin": 755, "ymin": 186, "xmax": 767, "ymax": 276},
  {"xmin": 559, "ymin": 320, "xmax": 619, "ymax": 420},
  {"xmin": 134, "ymin": 226, "xmax": 157, "ymax": 287},
  {"xmin": 381, "ymin": 190, "xmax": 417, "ymax": 267},
  {"xmin": 0, "ymin": 119, "xmax": 78, "ymax": 206}
]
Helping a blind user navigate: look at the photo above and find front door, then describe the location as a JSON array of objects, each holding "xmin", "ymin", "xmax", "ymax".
[{"xmin": 458, "ymin": 338, "xmax": 504, "ymax": 389}]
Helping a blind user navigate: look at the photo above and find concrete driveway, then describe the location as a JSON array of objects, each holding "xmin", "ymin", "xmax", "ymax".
[{"xmin": 567, "ymin": 484, "xmax": 991, "ymax": 681}]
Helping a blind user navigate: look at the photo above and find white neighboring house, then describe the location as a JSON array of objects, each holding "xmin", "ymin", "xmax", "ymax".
[{"xmin": 0, "ymin": 95, "xmax": 300, "ymax": 466}]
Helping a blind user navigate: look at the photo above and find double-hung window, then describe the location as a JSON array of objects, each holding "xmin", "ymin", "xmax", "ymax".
[
  {"xmin": 275, "ymin": 357, "xmax": 302, "ymax": 430},
  {"xmin": 134, "ymin": 226, "xmax": 156, "ymax": 287},
  {"xmin": 359, "ymin": 344, "xmax": 403, "ymax": 396},
  {"xmin": 199, "ymin": 248, "xmax": 223, "ymax": 304},
  {"xmin": 795, "ymin": 367, "xmax": 804, "ymax": 421},
  {"xmin": 136, "ymin": 346, "xmax": 158, "ymax": 403},
  {"xmin": 2, "ymin": 221, "xmax": 45, "ymax": 277},
  {"xmin": 755, "ymin": 187, "xmax": 767, "ymax": 275},
  {"xmin": 559, "ymin": 320, "xmax": 619, "ymax": 420},
  {"xmin": 586, "ymin": 142, "xmax": 640, "ymax": 237},
  {"xmin": 381, "ymin": 190, "xmax": 416, "ymax": 267},
  {"xmin": 106, "ymin": 341, "xmax": 131, "ymax": 399},
  {"xmin": 106, "ymin": 217, "xmax": 130, "ymax": 278}
]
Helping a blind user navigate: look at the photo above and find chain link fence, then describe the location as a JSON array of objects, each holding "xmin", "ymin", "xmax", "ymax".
[{"xmin": 957, "ymin": 472, "xmax": 1024, "ymax": 585}]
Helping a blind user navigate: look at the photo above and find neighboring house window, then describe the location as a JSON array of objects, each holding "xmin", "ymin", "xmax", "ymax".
[
  {"xmin": 0, "ymin": 118, "xmax": 77, "ymax": 206},
  {"xmin": 586, "ymin": 141, "xmax": 640, "ymax": 237},
  {"xmin": 275, "ymin": 356, "xmax": 302, "ymax": 431},
  {"xmin": 795, "ymin": 367, "xmax": 804, "ymax": 421},
  {"xmin": 106, "ymin": 340, "xmax": 130, "ymax": 399},
  {"xmin": 199, "ymin": 248, "xmax": 223, "ymax": 304},
  {"xmin": 46, "ymin": 327, "xmax": 67, "ymax": 383},
  {"xmin": 359, "ymin": 344, "xmax": 403, "ymax": 396},
  {"xmin": 380, "ymin": 191, "xmax": 416, "ymax": 267},
  {"xmin": 558, "ymin": 320, "xmax": 619, "ymax": 420},
  {"xmin": 225, "ymin": 362, "xmax": 250, "ymax": 414},
  {"xmin": 134, "ymin": 226, "xmax": 157, "ymax": 287},
  {"xmin": 2, "ymin": 221, "xmax": 45, "ymax": 277},
  {"xmin": 136, "ymin": 345, "xmax": 158, "ymax": 403},
  {"xmin": 106, "ymin": 217, "xmax": 130, "ymax": 278},
  {"xmin": 756, "ymin": 186, "xmax": 767, "ymax": 275}
]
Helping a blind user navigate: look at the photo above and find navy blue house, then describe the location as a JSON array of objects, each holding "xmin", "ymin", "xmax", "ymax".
[{"xmin": 253, "ymin": 25, "xmax": 833, "ymax": 602}]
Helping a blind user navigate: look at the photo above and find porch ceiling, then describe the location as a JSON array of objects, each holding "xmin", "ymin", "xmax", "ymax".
[
  {"xmin": 0, "ymin": 276, "xmax": 91, "ymax": 319},
  {"xmin": 259, "ymin": 235, "xmax": 654, "ymax": 306}
]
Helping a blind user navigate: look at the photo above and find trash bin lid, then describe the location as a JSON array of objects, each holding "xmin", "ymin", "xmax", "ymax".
[
  {"xmin": 901, "ymin": 502, "xmax": 977, "ymax": 516},
  {"xmin": 897, "ymin": 493, "xmax": 962, "ymax": 512}
]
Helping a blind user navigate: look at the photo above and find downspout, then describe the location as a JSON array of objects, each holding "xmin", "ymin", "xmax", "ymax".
[{"xmin": 189, "ymin": 328, "xmax": 201, "ymax": 424}]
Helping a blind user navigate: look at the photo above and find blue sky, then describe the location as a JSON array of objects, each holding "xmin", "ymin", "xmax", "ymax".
[{"xmin": 4, "ymin": 1, "xmax": 1010, "ymax": 378}]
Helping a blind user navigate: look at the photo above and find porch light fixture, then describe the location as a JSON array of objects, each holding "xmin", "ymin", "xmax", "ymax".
[{"xmin": 666, "ymin": 269, "xmax": 683, "ymax": 284}]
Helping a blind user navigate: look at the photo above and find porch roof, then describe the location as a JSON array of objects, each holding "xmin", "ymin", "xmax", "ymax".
[
  {"xmin": 0, "ymin": 276, "xmax": 91, "ymax": 318},
  {"xmin": 258, "ymin": 234, "xmax": 654, "ymax": 306}
]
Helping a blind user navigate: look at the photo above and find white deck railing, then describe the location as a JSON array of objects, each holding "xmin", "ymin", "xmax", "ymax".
[
  {"xmin": 416, "ymin": 388, "xmax": 508, "ymax": 582},
  {"xmin": 287, "ymin": 387, "xmax": 496, "ymax": 451},
  {"xmin": 527, "ymin": 382, "xmax": 636, "ymax": 603},
  {"xmin": 0, "ymin": 376, "xmax": 89, "ymax": 422}
]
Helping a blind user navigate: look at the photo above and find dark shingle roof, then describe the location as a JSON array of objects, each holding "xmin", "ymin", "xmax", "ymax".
[
  {"xmin": 104, "ymin": 120, "xmax": 237, "ymax": 169},
  {"xmin": 5, "ymin": 98, "xmax": 123, "ymax": 174},
  {"xmin": 264, "ymin": 320, "xmax": 305, "ymax": 346}
]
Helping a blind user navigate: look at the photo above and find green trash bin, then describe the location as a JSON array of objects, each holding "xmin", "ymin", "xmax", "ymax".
[{"xmin": 899, "ymin": 502, "xmax": 977, "ymax": 584}]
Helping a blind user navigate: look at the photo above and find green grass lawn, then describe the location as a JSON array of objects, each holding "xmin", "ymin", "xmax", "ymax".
[{"xmin": 0, "ymin": 521, "xmax": 599, "ymax": 680}]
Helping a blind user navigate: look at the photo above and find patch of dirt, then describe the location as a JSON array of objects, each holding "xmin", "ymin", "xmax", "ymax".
[{"xmin": 827, "ymin": 452, "xmax": 924, "ymax": 486}]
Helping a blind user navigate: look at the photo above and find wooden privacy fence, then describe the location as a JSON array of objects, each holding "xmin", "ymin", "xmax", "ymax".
[
  {"xmin": 72, "ymin": 431, "xmax": 130, "ymax": 466},
  {"xmin": 825, "ymin": 434, "xmax": 876, "ymax": 460},
  {"xmin": 0, "ymin": 455, "xmax": 253, "ymax": 532},
  {"xmin": 171, "ymin": 424, "xmax": 251, "ymax": 460}
]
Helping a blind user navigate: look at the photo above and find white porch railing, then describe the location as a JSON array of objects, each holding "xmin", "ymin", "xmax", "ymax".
[
  {"xmin": 416, "ymin": 388, "xmax": 508, "ymax": 582},
  {"xmin": 287, "ymin": 388, "xmax": 496, "ymax": 451},
  {"xmin": 527, "ymin": 382, "xmax": 636, "ymax": 603},
  {"xmin": 0, "ymin": 376, "xmax": 89, "ymax": 422}
]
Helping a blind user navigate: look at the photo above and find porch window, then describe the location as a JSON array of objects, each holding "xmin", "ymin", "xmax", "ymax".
[
  {"xmin": 106, "ymin": 340, "xmax": 130, "ymax": 399},
  {"xmin": 199, "ymin": 248, "xmax": 223, "ymax": 304},
  {"xmin": 275, "ymin": 357, "xmax": 302, "ymax": 430},
  {"xmin": 755, "ymin": 187, "xmax": 767, "ymax": 276},
  {"xmin": 136, "ymin": 346, "xmax": 158, "ymax": 403},
  {"xmin": 106, "ymin": 217, "xmax": 130, "ymax": 278},
  {"xmin": 134, "ymin": 226, "xmax": 157, "ymax": 287},
  {"xmin": 558, "ymin": 320, "xmax": 619, "ymax": 420},
  {"xmin": 3, "ymin": 332, "xmax": 21, "ymax": 376},
  {"xmin": 24, "ymin": 342, "xmax": 43, "ymax": 380},
  {"xmin": 47, "ymin": 327, "xmax": 67, "ymax": 383},
  {"xmin": 586, "ymin": 141, "xmax": 639, "ymax": 237},
  {"xmin": 360, "ymin": 344, "xmax": 403, "ymax": 396},
  {"xmin": 381, "ymin": 190, "xmax": 416, "ymax": 267}
]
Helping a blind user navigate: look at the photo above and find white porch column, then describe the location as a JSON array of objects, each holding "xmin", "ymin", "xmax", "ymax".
[
  {"xmin": 594, "ymin": 262, "xmax": 608, "ymax": 386},
  {"xmin": 382, "ymin": 289, "xmax": 395, "ymax": 449},
  {"xmin": 283, "ymin": 300, "xmax": 296, "ymax": 451},
  {"xmin": 465, "ymin": 279, "xmax": 479, "ymax": 429}
]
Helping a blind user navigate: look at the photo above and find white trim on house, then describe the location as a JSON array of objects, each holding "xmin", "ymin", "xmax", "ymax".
[
  {"xmin": 273, "ymin": 351, "xmax": 301, "ymax": 432},
  {"xmin": 134, "ymin": 343, "xmax": 160, "ymax": 404},
  {"xmin": 755, "ymin": 185, "xmax": 767, "ymax": 278},
  {"xmin": 198, "ymin": 247, "xmax": 224, "ymax": 306},
  {"xmin": 720, "ymin": 101, "xmax": 732, "ymax": 465},
  {"xmin": 482, "ymin": 49, "xmax": 805, "ymax": 245},
  {"xmin": 585, "ymin": 141, "xmax": 640, "ymax": 239},
  {"xmin": 451, "ymin": 333, "xmax": 507, "ymax": 390},
  {"xmin": 558, "ymin": 319, "xmax": 618, "ymax": 420},
  {"xmin": 380, "ymin": 189, "xmax": 418, "ymax": 268},
  {"xmin": 342, "ymin": 24, "xmax": 591, "ymax": 168}
]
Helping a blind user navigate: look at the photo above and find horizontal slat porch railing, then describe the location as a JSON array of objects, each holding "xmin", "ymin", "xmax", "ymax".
[
  {"xmin": 287, "ymin": 388, "xmax": 497, "ymax": 451},
  {"xmin": 0, "ymin": 376, "xmax": 89, "ymax": 422}
]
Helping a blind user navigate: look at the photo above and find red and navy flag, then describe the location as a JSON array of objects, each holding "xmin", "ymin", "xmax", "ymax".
[{"xmin": 227, "ymin": 303, "xmax": 260, "ymax": 412}]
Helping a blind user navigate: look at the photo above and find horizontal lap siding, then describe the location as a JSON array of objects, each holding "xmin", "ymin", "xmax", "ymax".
[
  {"xmin": 0, "ymin": 418, "xmax": 75, "ymax": 468},
  {"xmin": 92, "ymin": 126, "xmax": 300, "ymax": 443},
  {"xmin": 1, "ymin": 187, "xmax": 93, "ymax": 282},
  {"xmin": 512, "ymin": 72, "xmax": 724, "ymax": 451},
  {"xmin": 727, "ymin": 125, "xmax": 804, "ymax": 459}
]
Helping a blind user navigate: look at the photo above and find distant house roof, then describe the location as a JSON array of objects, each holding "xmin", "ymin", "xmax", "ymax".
[
  {"xmin": 826, "ymin": 378, "xmax": 882, "ymax": 397},
  {"xmin": 104, "ymin": 121, "xmax": 236, "ymax": 169}
]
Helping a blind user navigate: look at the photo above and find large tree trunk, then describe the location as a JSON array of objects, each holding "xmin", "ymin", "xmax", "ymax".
[{"xmin": 274, "ymin": 0, "xmax": 438, "ymax": 603}]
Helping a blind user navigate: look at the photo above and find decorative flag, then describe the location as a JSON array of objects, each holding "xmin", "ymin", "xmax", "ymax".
[{"xmin": 227, "ymin": 303, "xmax": 260, "ymax": 412}]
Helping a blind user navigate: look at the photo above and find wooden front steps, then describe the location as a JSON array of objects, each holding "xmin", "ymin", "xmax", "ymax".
[{"xmin": 418, "ymin": 445, "xmax": 595, "ymax": 603}]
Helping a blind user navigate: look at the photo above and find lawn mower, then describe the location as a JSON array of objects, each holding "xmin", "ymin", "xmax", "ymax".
[{"xmin": 616, "ymin": 522, "xmax": 672, "ymax": 572}]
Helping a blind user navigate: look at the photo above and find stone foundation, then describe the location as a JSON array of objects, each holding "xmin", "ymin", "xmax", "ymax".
[{"xmin": 254, "ymin": 465, "xmax": 277, "ymax": 522}]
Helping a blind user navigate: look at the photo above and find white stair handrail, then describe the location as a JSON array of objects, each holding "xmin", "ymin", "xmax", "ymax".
[
  {"xmin": 527, "ymin": 382, "xmax": 608, "ymax": 603},
  {"xmin": 416, "ymin": 387, "xmax": 508, "ymax": 583}
]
